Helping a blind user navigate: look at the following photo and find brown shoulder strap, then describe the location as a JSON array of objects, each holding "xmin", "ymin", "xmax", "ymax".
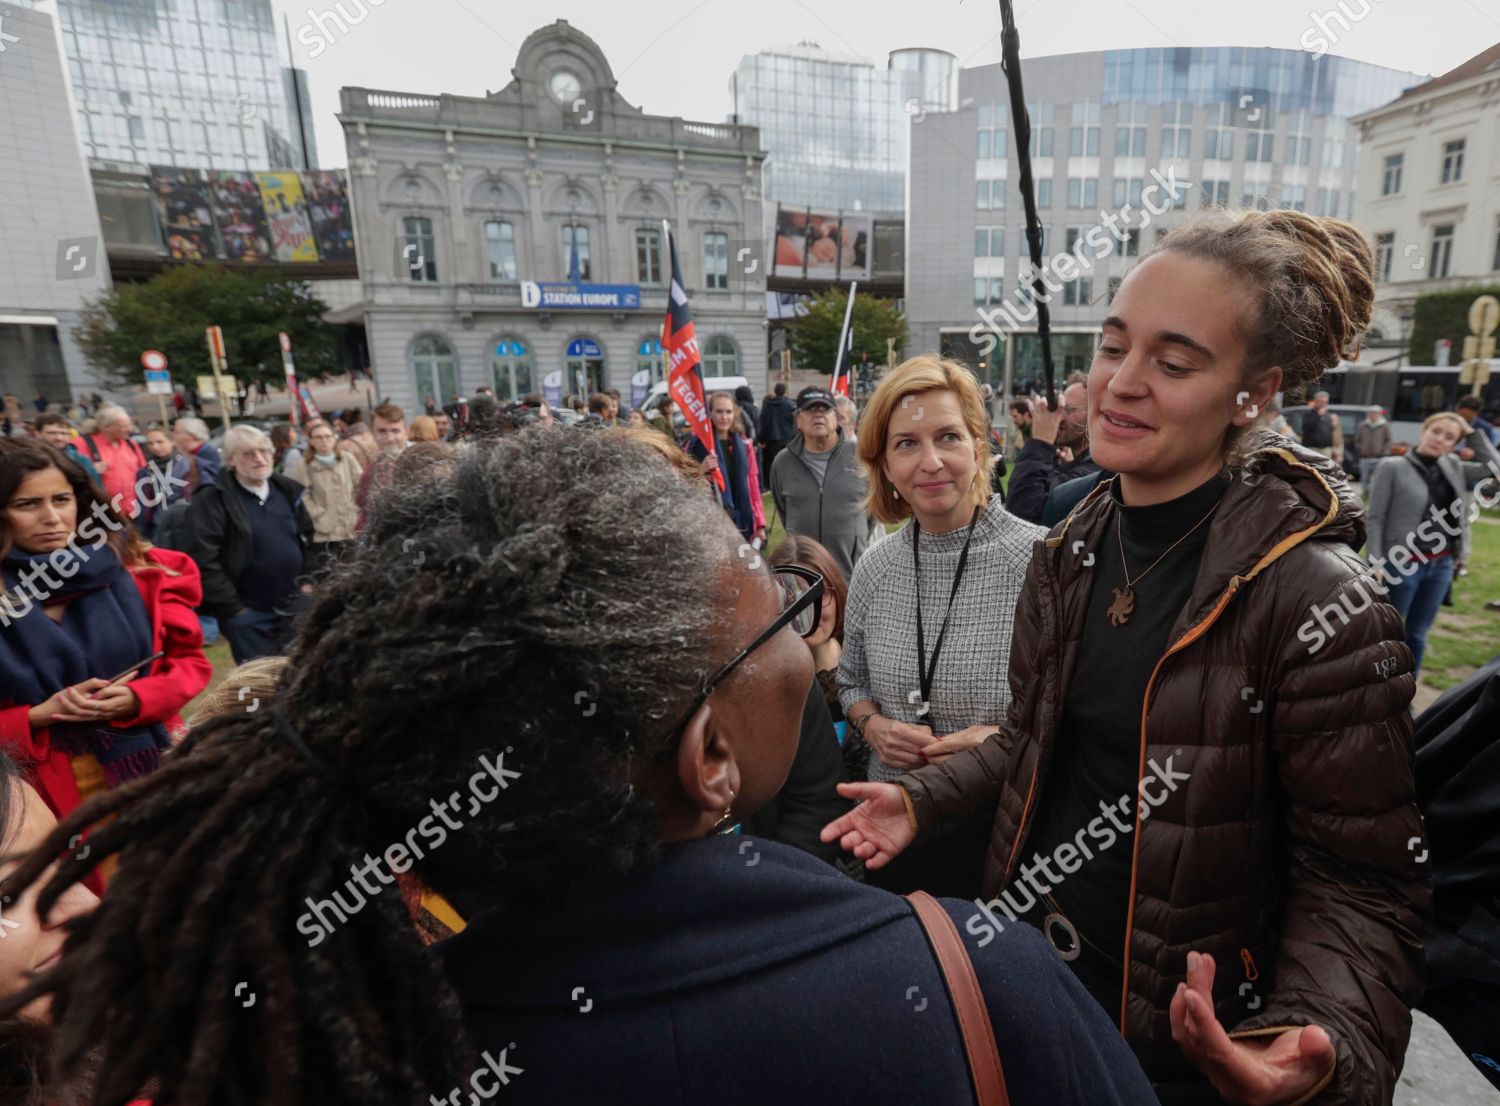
[{"xmin": 907, "ymin": 891, "xmax": 1011, "ymax": 1106}]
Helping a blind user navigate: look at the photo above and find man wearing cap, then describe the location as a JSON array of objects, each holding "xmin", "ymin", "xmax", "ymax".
[{"xmin": 770, "ymin": 386, "xmax": 877, "ymax": 581}]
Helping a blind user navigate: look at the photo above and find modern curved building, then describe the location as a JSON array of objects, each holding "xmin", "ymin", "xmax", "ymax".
[{"xmin": 905, "ymin": 46, "xmax": 1426, "ymax": 392}]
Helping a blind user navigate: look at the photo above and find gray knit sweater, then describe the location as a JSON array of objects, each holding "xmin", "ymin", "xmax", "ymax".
[{"xmin": 838, "ymin": 499, "xmax": 1046, "ymax": 782}]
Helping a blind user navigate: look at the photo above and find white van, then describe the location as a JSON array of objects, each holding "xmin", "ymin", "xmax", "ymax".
[{"xmin": 636, "ymin": 375, "xmax": 746, "ymax": 409}]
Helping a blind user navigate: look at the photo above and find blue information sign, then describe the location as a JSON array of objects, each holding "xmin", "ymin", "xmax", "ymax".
[{"xmin": 521, "ymin": 281, "xmax": 641, "ymax": 310}]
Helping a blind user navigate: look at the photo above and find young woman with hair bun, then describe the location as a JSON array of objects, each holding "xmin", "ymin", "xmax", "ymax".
[{"xmin": 827, "ymin": 209, "xmax": 1429, "ymax": 1106}]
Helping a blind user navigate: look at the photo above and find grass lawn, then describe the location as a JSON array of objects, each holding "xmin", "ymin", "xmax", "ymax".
[{"xmin": 1420, "ymin": 511, "xmax": 1500, "ymax": 694}]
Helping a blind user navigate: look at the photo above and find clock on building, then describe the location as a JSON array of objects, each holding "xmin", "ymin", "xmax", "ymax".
[{"xmin": 549, "ymin": 70, "xmax": 581, "ymax": 104}]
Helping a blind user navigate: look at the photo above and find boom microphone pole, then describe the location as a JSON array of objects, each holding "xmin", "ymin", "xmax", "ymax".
[{"xmin": 997, "ymin": 0, "xmax": 1057, "ymax": 412}]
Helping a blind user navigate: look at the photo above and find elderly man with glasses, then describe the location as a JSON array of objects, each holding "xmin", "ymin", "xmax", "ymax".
[
  {"xmin": 182, "ymin": 424, "xmax": 314, "ymax": 662},
  {"xmin": 1005, "ymin": 379, "xmax": 1102, "ymax": 525}
]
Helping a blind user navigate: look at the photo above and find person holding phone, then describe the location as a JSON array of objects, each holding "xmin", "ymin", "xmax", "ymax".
[
  {"xmin": 0, "ymin": 440, "xmax": 211, "ymax": 888},
  {"xmin": 837, "ymin": 357, "xmax": 1044, "ymax": 895}
]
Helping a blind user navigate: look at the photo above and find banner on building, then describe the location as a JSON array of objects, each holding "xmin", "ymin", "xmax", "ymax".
[
  {"xmin": 151, "ymin": 167, "xmax": 220, "ymax": 261},
  {"xmin": 773, "ymin": 207, "xmax": 872, "ymax": 280},
  {"xmin": 256, "ymin": 172, "xmax": 318, "ymax": 262},
  {"xmin": 302, "ymin": 170, "xmax": 355, "ymax": 262},
  {"xmin": 521, "ymin": 281, "xmax": 641, "ymax": 310},
  {"xmin": 542, "ymin": 370, "xmax": 564, "ymax": 408},
  {"xmin": 208, "ymin": 172, "xmax": 274, "ymax": 262}
]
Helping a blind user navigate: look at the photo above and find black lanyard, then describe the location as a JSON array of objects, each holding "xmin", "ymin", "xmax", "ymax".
[{"xmin": 912, "ymin": 506, "xmax": 981, "ymax": 717}]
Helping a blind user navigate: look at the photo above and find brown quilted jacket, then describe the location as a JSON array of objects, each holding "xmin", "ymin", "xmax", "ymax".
[{"xmin": 896, "ymin": 436, "xmax": 1430, "ymax": 1104}]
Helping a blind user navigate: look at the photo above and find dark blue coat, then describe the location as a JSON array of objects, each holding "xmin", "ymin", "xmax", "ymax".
[{"xmin": 440, "ymin": 836, "xmax": 1159, "ymax": 1105}]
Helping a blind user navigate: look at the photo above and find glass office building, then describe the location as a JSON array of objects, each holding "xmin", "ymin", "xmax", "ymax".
[
  {"xmin": 731, "ymin": 43, "xmax": 955, "ymax": 214},
  {"xmin": 41, "ymin": 0, "xmax": 308, "ymax": 169},
  {"xmin": 905, "ymin": 46, "xmax": 1425, "ymax": 390}
]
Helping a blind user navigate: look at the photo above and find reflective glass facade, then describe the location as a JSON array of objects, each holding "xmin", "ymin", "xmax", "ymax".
[
  {"xmin": 732, "ymin": 45, "xmax": 954, "ymax": 213},
  {"xmin": 51, "ymin": 0, "xmax": 301, "ymax": 169},
  {"xmin": 1102, "ymin": 47, "xmax": 1412, "ymax": 118}
]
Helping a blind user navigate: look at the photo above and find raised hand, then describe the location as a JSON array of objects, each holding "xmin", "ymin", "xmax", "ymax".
[
  {"xmin": 1169, "ymin": 951, "xmax": 1336, "ymax": 1105},
  {"xmin": 819, "ymin": 782, "xmax": 916, "ymax": 870}
]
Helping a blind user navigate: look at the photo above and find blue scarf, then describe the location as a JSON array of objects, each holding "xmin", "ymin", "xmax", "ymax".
[
  {"xmin": 0, "ymin": 544, "xmax": 168, "ymax": 785},
  {"xmin": 713, "ymin": 433, "xmax": 754, "ymax": 538}
]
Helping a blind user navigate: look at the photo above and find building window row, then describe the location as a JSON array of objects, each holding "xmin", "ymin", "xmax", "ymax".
[
  {"xmin": 399, "ymin": 219, "xmax": 731, "ymax": 289},
  {"xmin": 408, "ymin": 332, "xmax": 740, "ymax": 407}
]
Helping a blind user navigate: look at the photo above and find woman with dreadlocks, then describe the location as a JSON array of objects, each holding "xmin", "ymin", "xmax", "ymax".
[
  {"xmin": 0, "ymin": 429, "xmax": 1158, "ymax": 1106},
  {"xmin": 826, "ymin": 210, "xmax": 1428, "ymax": 1106}
]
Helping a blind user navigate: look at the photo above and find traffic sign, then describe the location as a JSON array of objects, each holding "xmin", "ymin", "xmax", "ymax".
[
  {"xmin": 1469, "ymin": 295, "xmax": 1499, "ymax": 339},
  {"xmin": 140, "ymin": 349, "xmax": 168, "ymax": 372},
  {"xmin": 206, "ymin": 326, "xmax": 226, "ymax": 360},
  {"xmin": 143, "ymin": 369, "xmax": 173, "ymax": 395},
  {"xmin": 196, "ymin": 374, "xmax": 240, "ymax": 399}
]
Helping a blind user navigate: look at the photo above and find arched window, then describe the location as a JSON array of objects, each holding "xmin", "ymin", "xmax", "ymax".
[
  {"xmin": 493, "ymin": 336, "xmax": 532, "ymax": 401},
  {"xmin": 702, "ymin": 335, "xmax": 739, "ymax": 377},
  {"xmin": 411, "ymin": 335, "xmax": 458, "ymax": 408}
]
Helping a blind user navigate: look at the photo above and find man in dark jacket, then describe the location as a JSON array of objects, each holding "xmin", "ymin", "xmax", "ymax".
[
  {"xmin": 757, "ymin": 382, "xmax": 797, "ymax": 486},
  {"xmin": 1006, "ymin": 380, "xmax": 1101, "ymax": 524},
  {"xmin": 770, "ymin": 387, "xmax": 876, "ymax": 582},
  {"xmin": 183, "ymin": 424, "xmax": 313, "ymax": 663}
]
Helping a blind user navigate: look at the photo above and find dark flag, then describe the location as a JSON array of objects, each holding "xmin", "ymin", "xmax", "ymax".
[{"xmin": 663, "ymin": 223, "xmax": 723, "ymax": 490}]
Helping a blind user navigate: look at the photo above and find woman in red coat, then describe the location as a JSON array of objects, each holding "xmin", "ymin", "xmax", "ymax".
[{"xmin": 0, "ymin": 441, "xmax": 210, "ymax": 882}]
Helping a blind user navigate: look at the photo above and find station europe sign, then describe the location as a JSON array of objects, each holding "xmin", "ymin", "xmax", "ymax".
[{"xmin": 521, "ymin": 281, "xmax": 641, "ymax": 310}]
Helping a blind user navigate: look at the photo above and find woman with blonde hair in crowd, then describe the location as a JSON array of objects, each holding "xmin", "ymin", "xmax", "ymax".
[
  {"xmin": 826, "ymin": 209, "xmax": 1428, "ymax": 1105},
  {"xmin": 286, "ymin": 417, "xmax": 364, "ymax": 574},
  {"xmin": 1366, "ymin": 408, "xmax": 1500, "ymax": 672},
  {"xmin": 834, "ymin": 356, "xmax": 1045, "ymax": 895},
  {"xmin": 408, "ymin": 415, "xmax": 441, "ymax": 443},
  {"xmin": 687, "ymin": 392, "xmax": 765, "ymax": 543}
]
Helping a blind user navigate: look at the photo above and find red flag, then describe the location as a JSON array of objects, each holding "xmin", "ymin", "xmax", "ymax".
[{"xmin": 663, "ymin": 226, "xmax": 724, "ymax": 490}]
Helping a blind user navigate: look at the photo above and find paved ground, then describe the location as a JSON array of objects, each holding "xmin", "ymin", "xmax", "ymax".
[{"xmin": 1397, "ymin": 1011, "xmax": 1499, "ymax": 1104}]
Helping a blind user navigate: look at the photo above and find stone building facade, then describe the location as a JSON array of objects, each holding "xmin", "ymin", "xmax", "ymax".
[{"xmin": 339, "ymin": 20, "xmax": 767, "ymax": 414}]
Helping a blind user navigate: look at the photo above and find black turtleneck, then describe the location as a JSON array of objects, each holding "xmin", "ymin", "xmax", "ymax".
[{"xmin": 1012, "ymin": 468, "xmax": 1232, "ymax": 1012}]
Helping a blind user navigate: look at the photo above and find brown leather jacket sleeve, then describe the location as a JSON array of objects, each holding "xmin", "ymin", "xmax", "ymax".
[
  {"xmin": 896, "ymin": 548, "xmax": 1047, "ymax": 838},
  {"xmin": 1230, "ymin": 567, "xmax": 1430, "ymax": 1106}
]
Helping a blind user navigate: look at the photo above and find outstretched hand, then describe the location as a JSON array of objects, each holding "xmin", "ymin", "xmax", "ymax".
[
  {"xmin": 1169, "ymin": 952, "xmax": 1336, "ymax": 1106},
  {"xmin": 819, "ymin": 782, "xmax": 915, "ymax": 870}
]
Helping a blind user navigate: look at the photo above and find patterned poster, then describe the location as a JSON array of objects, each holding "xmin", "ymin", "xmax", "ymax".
[
  {"xmin": 151, "ymin": 167, "xmax": 220, "ymax": 260},
  {"xmin": 256, "ymin": 171, "xmax": 318, "ymax": 262},
  {"xmin": 301, "ymin": 170, "xmax": 355, "ymax": 262},
  {"xmin": 208, "ymin": 172, "xmax": 273, "ymax": 262}
]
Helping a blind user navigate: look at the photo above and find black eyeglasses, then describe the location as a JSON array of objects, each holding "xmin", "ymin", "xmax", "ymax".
[{"xmin": 653, "ymin": 564, "xmax": 824, "ymax": 759}]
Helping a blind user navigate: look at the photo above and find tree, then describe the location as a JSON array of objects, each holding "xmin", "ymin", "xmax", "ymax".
[
  {"xmin": 786, "ymin": 287, "xmax": 907, "ymax": 390},
  {"xmin": 77, "ymin": 266, "xmax": 337, "ymax": 391},
  {"xmin": 1409, "ymin": 285, "xmax": 1500, "ymax": 366}
]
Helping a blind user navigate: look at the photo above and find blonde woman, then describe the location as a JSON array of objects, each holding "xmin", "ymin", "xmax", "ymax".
[
  {"xmin": 1366, "ymin": 410, "xmax": 1500, "ymax": 671},
  {"xmin": 835, "ymin": 356, "xmax": 1044, "ymax": 895},
  {"xmin": 286, "ymin": 418, "xmax": 365, "ymax": 572}
]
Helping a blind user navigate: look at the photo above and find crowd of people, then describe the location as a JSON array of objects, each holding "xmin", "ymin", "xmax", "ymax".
[{"xmin": 0, "ymin": 207, "xmax": 1495, "ymax": 1104}]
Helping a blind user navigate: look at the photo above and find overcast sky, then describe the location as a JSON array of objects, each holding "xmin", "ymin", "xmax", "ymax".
[{"xmin": 267, "ymin": 0, "xmax": 1498, "ymax": 168}]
